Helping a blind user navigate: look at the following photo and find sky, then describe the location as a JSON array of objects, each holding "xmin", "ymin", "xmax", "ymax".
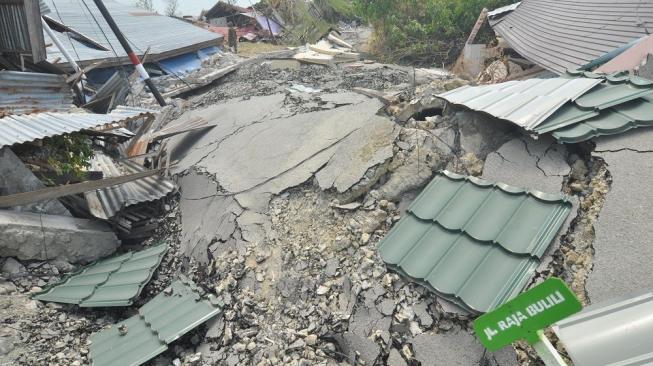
[{"xmin": 117, "ymin": 0, "xmax": 253, "ymax": 16}]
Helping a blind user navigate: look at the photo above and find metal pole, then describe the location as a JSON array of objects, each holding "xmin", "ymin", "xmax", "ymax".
[
  {"xmin": 41, "ymin": 18, "xmax": 86, "ymax": 103},
  {"xmin": 91, "ymin": 0, "xmax": 166, "ymax": 106}
]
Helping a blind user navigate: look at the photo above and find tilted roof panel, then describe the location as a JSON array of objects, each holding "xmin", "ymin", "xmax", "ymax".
[
  {"xmin": 33, "ymin": 243, "xmax": 167, "ymax": 307},
  {"xmin": 378, "ymin": 171, "xmax": 571, "ymax": 313},
  {"xmin": 42, "ymin": 0, "xmax": 222, "ymax": 70},
  {"xmin": 437, "ymin": 78, "xmax": 602, "ymax": 130},
  {"xmin": 553, "ymin": 291, "xmax": 653, "ymax": 366},
  {"xmin": 491, "ymin": 0, "xmax": 653, "ymax": 74},
  {"xmin": 90, "ymin": 278, "xmax": 222, "ymax": 366}
]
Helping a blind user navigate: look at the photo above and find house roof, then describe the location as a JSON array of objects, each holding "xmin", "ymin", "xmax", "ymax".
[
  {"xmin": 90, "ymin": 277, "xmax": 222, "ymax": 366},
  {"xmin": 41, "ymin": 0, "xmax": 222, "ymax": 70},
  {"xmin": 378, "ymin": 171, "xmax": 572, "ymax": 313},
  {"xmin": 553, "ymin": 290, "xmax": 653, "ymax": 366},
  {"xmin": 33, "ymin": 243, "xmax": 167, "ymax": 307},
  {"xmin": 491, "ymin": 0, "xmax": 653, "ymax": 74},
  {"xmin": 204, "ymin": 1, "xmax": 250, "ymax": 19}
]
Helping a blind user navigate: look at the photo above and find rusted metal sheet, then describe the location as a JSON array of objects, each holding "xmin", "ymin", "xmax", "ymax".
[{"xmin": 0, "ymin": 70, "xmax": 73, "ymax": 117}]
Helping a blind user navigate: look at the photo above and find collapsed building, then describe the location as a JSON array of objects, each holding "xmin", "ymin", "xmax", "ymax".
[{"xmin": 1, "ymin": 0, "xmax": 653, "ymax": 366}]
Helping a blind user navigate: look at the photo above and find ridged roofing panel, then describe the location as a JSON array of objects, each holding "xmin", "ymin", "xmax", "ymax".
[
  {"xmin": 552, "ymin": 102, "xmax": 653, "ymax": 143},
  {"xmin": 90, "ymin": 278, "xmax": 222, "ymax": 366},
  {"xmin": 378, "ymin": 171, "xmax": 571, "ymax": 313},
  {"xmin": 553, "ymin": 291, "xmax": 653, "ymax": 366},
  {"xmin": 42, "ymin": 0, "xmax": 222, "ymax": 70},
  {"xmin": 0, "ymin": 105, "xmax": 153, "ymax": 148},
  {"xmin": 85, "ymin": 152, "xmax": 176, "ymax": 220},
  {"xmin": 492, "ymin": 0, "xmax": 653, "ymax": 74},
  {"xmin": 408, "ymin": 172, "xmax": 572, "ymax": 257},
  {"xmin": 33, "ymin": 243, "xmax": 167, "ymax": 307},
  {"xmin": 437, "ymin": 78, "xmax": 602, "ymax": 130},
  {"xmin": 0, "ymin": 71, "xmax": 73, "ymax": 116}
]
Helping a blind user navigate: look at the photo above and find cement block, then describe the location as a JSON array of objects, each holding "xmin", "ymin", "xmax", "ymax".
[{"xmin": 0, "ymin": 210, "xmax": 119, "ymax": 263}]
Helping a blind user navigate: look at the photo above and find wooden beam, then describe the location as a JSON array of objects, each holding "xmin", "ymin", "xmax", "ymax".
[
  {"xmin": 0, "ymin": 169, "xmax": 162, "ymax": 208},
  {"xmin": 24, "ymin": 0, "xmax": 46, "ymax": 62}
]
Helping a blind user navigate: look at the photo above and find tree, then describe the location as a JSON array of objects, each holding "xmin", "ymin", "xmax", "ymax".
[
  {"xmin": 134, "ymin": 0, "xmax": 153, "ymax": 11},
  {"xmin": 165, "ymin": 0, "xmax": 179, "ymax": 16}
]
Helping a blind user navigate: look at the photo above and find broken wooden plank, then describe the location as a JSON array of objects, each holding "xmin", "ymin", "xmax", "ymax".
[
  {"xmin": 327, "ymin": 33, "xmax": 353, "ymax": 49},
  {"xmin": 0, "ymin": 169, "xmax": 163, "ymax": 208}
]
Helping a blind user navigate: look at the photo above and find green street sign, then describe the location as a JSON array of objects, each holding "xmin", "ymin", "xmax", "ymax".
[{"xmin": 473, "ymin": 277, "xmax": 582, "ymax": 351}]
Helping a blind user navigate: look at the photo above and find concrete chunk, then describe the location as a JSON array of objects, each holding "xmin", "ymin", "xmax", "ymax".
[
  {"xmin": 0, "ymin": 147, "xmax": 70, "ymax": 216},
  {"xmin": 0, "ymin": 210, "xmax": 119, "ymax": 263}
]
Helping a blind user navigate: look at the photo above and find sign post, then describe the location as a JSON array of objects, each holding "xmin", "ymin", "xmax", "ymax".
[{"xmin": 473, "ymin": 278, "xmax": 582, "ymax": 366}]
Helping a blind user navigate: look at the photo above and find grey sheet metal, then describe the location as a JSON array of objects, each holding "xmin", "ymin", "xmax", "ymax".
[
  {"xmin": 437, "ymin": 77, "xmax": 601, "ymax": 130},
  {"xmin": 553, "ymin": 291, "xmax": 653, "ymax": 366},
  {"xmin": 0, "ymin": 105, "xmax": 152, "ymax": 148},
  {"xmin": 0, "ymin": 70, "xmax": 73, "ymax": 116},
  {"xmin": 85, "ymin": 151, "xmax": 176, "ymax": 220},
  {"xmin": 491, "ymin": 0, "xmax": 653, "ymax": 74}
]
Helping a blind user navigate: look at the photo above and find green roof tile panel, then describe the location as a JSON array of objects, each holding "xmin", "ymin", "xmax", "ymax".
[
  {"xmin": 574, "ymin": 78, "xmax": 653, "ymax": 110},
  {"xmin": 407, "ymin": 172, "xmax": 572, "ymax": 258},
  {"xmin": 33, "ymin": 243, "xmax": 167, "ymax": 307},
  {"xmin": 90, "ymin": 278, "xmax": 222, "ymax": 366},
  {"xmin": 378, "ymin": 172, "xmax": 571, "ymax": 313},
  {"xmin": 552, "ymin": 96, "xmax": 653, "ymax": 143}
]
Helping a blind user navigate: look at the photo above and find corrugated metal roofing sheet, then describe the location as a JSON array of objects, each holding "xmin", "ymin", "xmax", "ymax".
[
  {"xmin": 491, "ymin": 0, "xmax": 653, "ymax": 74},
  {"xmin": 85, "ymin": 152, "xmax": 176, "ymax": 220},
  {"xmin": 0, "ymin": 105, "xmax": 153, "ymax": 148},
  {"xmin": 437, "ymin": 77, "xmax": 602, "ymax": 130},
  {"xmin": 42, "ymin": 0, "xmax": 222, "ymax": 70},
  {"xmin": 33, "ymin": 243, "xmax": 167, "ymax": 307},
  {"xmin": 553, "ymin": 291, "xmax": 653, "ymax": 366},
  {"xmin": 90, "ymin": 277, "xmax": 222, "ymax": 366},
  {"xmin": 0, "ymin": 70, "xmax": 73, "ymax": 116},
  {"xmin": 378, "ymin": 171, "xmax": 572, "ymax": 313}
]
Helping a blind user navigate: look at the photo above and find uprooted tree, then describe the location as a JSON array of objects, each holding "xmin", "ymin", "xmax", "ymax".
[{"xmin": 353, "ymin": 0, "xmax": 513, "ymax": 65}]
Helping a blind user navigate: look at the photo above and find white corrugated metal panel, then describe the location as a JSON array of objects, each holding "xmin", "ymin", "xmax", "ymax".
[
  {"xmin": 0, "ymin": 105, "xmax": 153, "ymax": 148},
  {"xmin": 0, "ymin": 70, "xmax": 73, "ymax": 116},
  {"xmin": 85, "ymin": 151, "xmax": 176, "ymax": 220},
  {"xmin": 488, "ymin": 2, "xmax": 521, "ymax": 18},
  {"xmin": 553, "ymin": 291, "xmax": 653, "ymax": 366},
  {"xmin": 42, "ymin": 0, "xmax": 222, "ymax": 70},
  {"xmin": 437, "ymin": 77, "xmax": 602, "ymax": 130}
]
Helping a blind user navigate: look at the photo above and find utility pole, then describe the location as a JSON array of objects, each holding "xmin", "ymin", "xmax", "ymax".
[{"xmin": 91, "ymin": 0, "xmax": 166, "ymax": 106}]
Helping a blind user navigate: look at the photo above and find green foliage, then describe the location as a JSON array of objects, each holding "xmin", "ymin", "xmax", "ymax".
[
  {"xmin": 44, "ymin": 133, "xmax": 94, "ymax": 179},
  {"xmin": 354, "ymin": 0, "xmax": 514, "ymax": 64}
]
